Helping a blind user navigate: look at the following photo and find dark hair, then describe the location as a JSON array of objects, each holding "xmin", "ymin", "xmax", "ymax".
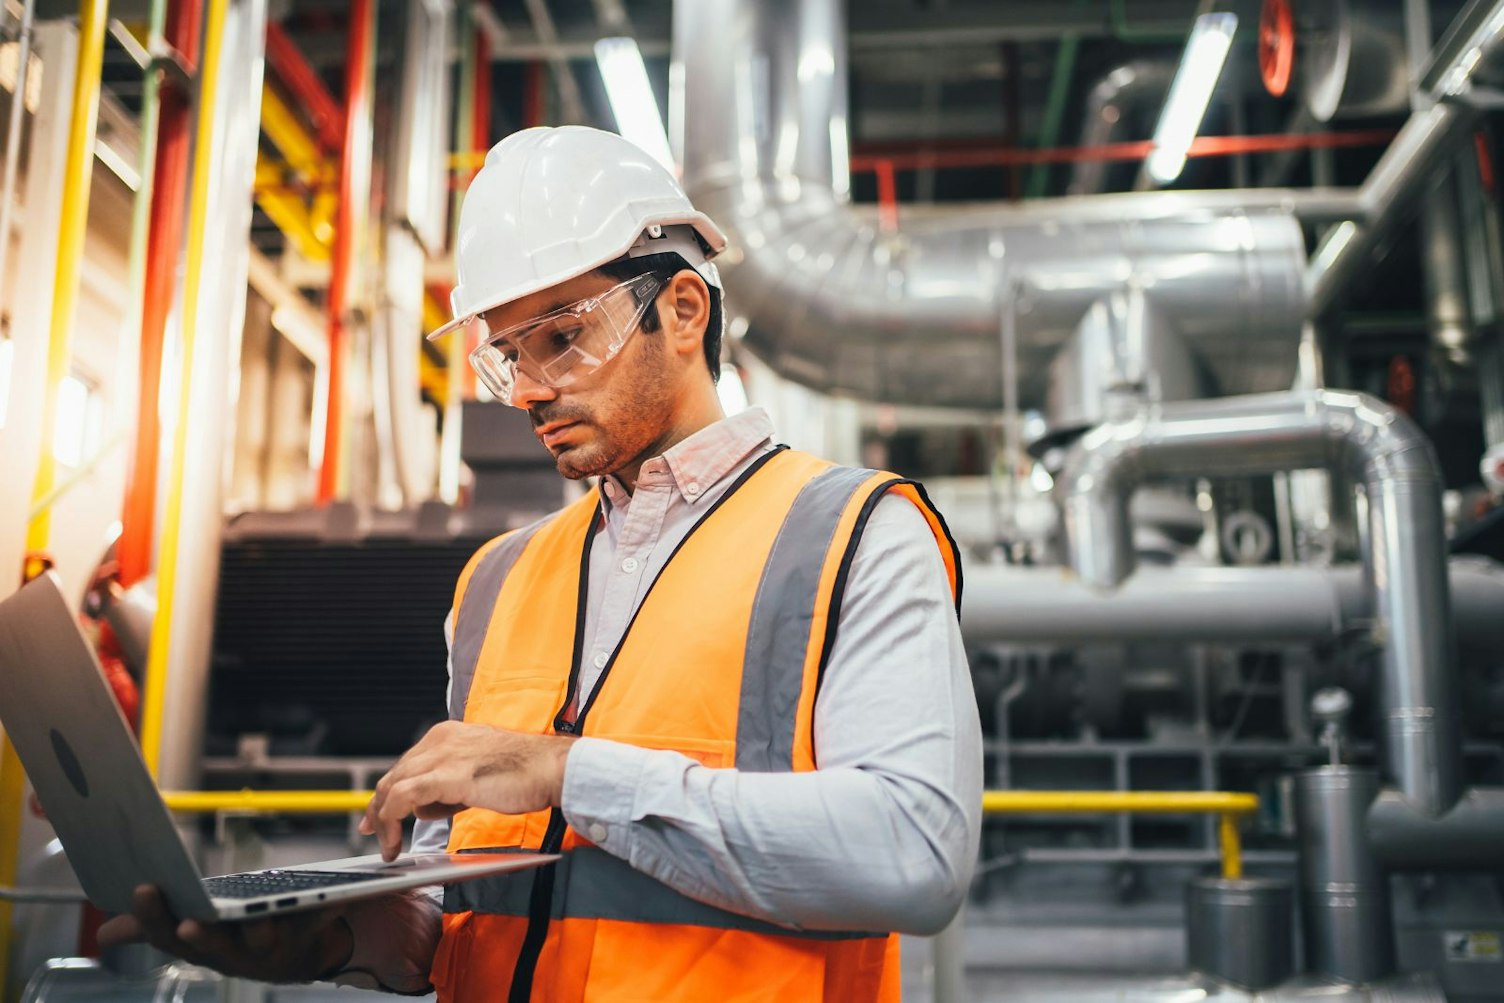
[{"xmin": 595, "ymin": 251, "xmax": 723, "ymax": 383}]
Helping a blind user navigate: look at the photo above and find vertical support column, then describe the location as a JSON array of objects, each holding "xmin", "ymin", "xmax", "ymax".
[
  {"xmin": 1293, "ymin": 767, "xmax": 1395, "ymax": 983},
  {"xmin": 315, "ymin": 0, "xmax": 374, "ymax": 503},
  {"xmin": 438, "ymin": 3, "xmax": 477, "ymax": 504},
  {"xmin": 119, "ymin": 0, "xmax": 203, "ymax": 589},
  {"xmin": 139, "ymin": 0, "xmax": 268, "ymax": 789},
  {"xmin": 1, "ymin": 4, "xmax": 106, "ymax": 990}
]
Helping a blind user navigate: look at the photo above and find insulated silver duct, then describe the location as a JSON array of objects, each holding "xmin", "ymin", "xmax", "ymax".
[
  {"xmin": 1058, "ymin": 391, "xmax": 1461, "ymax": 818},
  {"xmin": 1307, "ymin": 0, "xmax": 1504, "ymax": 315},
  {"xmin": 672, "ymin": 0, "xmax": 1312, "ymax": 410},
  {"xmin": 1068, "ymin": 61, "xmax": 1176, "ymax": 195},
  {"xmin": 960, "ymin": 558, "xmax": 1504, "ymax": 648}
]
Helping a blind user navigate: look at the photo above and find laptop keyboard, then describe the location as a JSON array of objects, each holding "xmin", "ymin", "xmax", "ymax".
[{"xmin": 202, "ymin": 869, "xmax": 390, "ymax": 899}]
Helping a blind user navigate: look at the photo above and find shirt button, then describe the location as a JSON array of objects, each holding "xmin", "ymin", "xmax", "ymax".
[
  {"xmin": 685, "ymin": 482, "xmax": 701, "ymax": 497},
  {"xmin": 621, "ymin": 557, "xmax": 639, "ymax": 573},
  {"xmin": 587, "ymin": 823, "xmax": 608, "ymax": 844},
  {"xmin": 593, "ymin": 651, "xmax": 608, "ymax": 669}
]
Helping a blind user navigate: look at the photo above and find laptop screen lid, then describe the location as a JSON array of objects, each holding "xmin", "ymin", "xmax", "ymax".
[{"xmin": 0, "ymin": 573, "xmax": 217, "ymax": 920}]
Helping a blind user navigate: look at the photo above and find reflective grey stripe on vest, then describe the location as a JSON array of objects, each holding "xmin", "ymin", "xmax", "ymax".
[
  {"xmin": 446, "ymin": 846, "xmax": 883, "ymax": 942},
  {"xmin": 736, "ymin": 465, "xmax": 878, "ymax": 772},
  {"xmin": 449, "ymin": 515, "xmax": 558, "ymax": 719}
]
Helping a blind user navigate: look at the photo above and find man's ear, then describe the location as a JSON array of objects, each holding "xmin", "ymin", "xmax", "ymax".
[{"xmin": 661, "ymin": 270, "xmax": 711, "ymax": 360}]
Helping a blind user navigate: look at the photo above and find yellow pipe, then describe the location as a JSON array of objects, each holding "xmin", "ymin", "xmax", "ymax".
[
  {"xmin": 981, "ymin": 790, "xmax": 1258, "ymax": 881},
  {"xmin": 1219, "ymin": 812, "xmax": 1244, "ymax": 879},
  {"xmin": 2, "ymin": 3, "xmax": 110, "ymax": 991},
  {"xmin": 164, "ymin": 790, "xmax": 372, "ymax": 814},
  {"xmin": 255, "ymin": 156, "xmax": 331, "ymax": 261},
  {"xmin": 423, "ymin": 289, "xmax": 450, "ymax": 336},
  {"xmin": 139, "ymin": 0, "xmax": 228, "ymax": 778},
  {"xmin": 260, "ymin": 83, "xmax": 323, "ymax": 173},
  {"xmin": 981, "ymin": 790, "xmax": 1258, "ymax": 815},
  {"xmin": 418, "ymin": 346, "xmax": 448, "ymax": 403},
  {"xmin": 449, "ymin": 150, "xmax": 486, "ymax": 170}
]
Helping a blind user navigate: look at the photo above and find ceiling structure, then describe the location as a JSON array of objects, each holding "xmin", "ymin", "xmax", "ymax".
[{"xmin": 64, "ymin": 1, "xmax": 1481, "ymax": 326}]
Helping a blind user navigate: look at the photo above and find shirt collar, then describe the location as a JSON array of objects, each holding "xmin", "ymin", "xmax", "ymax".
[{"xmin": 600, "ymin": 407, "xmax": 774, "ymax": 508}]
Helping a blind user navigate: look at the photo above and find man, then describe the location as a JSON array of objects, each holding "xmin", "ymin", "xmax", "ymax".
[{"xmin": 101, "ymin": 126, "xmax": 981, "ymax": 1000}]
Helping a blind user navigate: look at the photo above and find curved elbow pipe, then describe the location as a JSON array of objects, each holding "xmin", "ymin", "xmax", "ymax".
[{"xmin": 1059, "ymin": 391, "xmax": 1460, "ymax": 817}]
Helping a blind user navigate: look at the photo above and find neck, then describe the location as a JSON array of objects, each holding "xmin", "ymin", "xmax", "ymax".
[{"xmin": 614, "ymin": 384, "xmax": 725, "ymax": 493}]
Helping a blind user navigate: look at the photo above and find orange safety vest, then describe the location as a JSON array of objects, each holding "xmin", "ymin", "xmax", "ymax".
[{"xmin": 431, "ymin": 447, "xmax": 962, "ymax": 1003}]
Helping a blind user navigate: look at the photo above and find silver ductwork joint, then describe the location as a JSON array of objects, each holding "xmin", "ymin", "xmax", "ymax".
[
  {"xmin": 673, "ymin": 0, "xmax": 1311, "ymax": 410},
  {"xmin": 1058, "ymin": 390, "xmax": 1460, "ymax": 817}
]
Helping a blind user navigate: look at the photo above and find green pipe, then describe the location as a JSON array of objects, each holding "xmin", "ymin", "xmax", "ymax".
[
  {"xmin": 1025, "ymin": 31, "xmax": 1081, "ymax": 199},
  {"xmin": 1109, "ymin": 0, "xmax": 1191, "ymax": 43}
]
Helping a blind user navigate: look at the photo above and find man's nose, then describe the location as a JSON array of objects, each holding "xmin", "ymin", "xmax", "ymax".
[{"xmin": 509, "ymin": 367, "xmax": 558, "ymax": 409}]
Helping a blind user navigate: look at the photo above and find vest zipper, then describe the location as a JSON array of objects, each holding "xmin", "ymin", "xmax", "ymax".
[{"xmin": 507, "ymin": 447, "xmax": 788, "ymax": 1002}]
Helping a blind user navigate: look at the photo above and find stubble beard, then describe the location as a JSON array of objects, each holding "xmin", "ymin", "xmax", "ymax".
[{"xmin": 549, "ymin": 338, "xmax": 678, "ymax": 481}]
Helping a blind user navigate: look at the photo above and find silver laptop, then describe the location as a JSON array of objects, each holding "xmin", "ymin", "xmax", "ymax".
[{"xmin": 0, "ymin": 572, "xmax": 555, "ymax": 922}]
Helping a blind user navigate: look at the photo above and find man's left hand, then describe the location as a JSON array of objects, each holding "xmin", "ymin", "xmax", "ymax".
[{"xmin": 359, "ymin": 722, "xmax": 576, "ymax": 860}]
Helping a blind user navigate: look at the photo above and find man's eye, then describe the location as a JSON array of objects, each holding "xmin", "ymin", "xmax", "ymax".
[
  {"xmin": 501, "ymin": 347, "xmax": 520, "ymax": 364},
  {"xmin": 550, "ymin": 326, "xmax": 583, "ymax": 351}
]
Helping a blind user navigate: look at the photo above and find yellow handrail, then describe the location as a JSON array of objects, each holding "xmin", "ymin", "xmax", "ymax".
[
  {"xmin": 982, "ymin": 789, "xmax": 1258, "ymax": 880},
  {"xmin": 163, "ymin": 790, "xmax": 373, "ymax": 814},
  {"xmin": 1, "ymin": 2, "xmax": 111, "ymax": 992}
]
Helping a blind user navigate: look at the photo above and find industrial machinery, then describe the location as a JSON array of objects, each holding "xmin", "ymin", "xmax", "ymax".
[{"xmin": 5, "ymin": 0, "xmax": 1504, "ymax": 1000}]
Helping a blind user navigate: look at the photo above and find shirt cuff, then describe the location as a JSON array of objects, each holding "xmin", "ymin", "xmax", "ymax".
[{"xmin": 561, "ymin": 737, "xmax": 654, "ymax": 852}]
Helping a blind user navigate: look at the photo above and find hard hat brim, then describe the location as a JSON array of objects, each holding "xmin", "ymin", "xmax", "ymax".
[{"xmin": 426, "ymin": 211, "xmax": 728, "ymax": 343}]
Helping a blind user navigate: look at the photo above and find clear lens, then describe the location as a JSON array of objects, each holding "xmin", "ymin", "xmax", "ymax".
[{"xmin": 468, "ymin": 273, "xmax": 663, "ymax": 406}]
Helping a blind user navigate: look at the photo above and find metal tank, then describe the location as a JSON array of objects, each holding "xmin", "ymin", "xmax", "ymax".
[
  {"xmin": 1294, "ymin": 768, "xmax": 1396, "ymax": 984},
  {"xmin": 1185, "ymin": 877, "xmax": 1296, "ymax": 991}
]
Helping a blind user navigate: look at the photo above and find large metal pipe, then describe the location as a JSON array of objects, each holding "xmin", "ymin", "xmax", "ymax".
[
  {"xmin": 1068, "ymin": 61, "xmax": 1175, "ymax": 195},
  {"xmin": 672, "ymin": 0, "xmax": 1309, "ymax": 410},
  {"xmin": 1306, "ymin": 0, "xmax": 1504, "ymax": 315},
  {"xmin": 1368, "ymin": 786, "xmax": 1504, "ymax": 869},
  {"xmin": 1059, "ymin": 390, "xmax": 1461, "ymax": 817},
  {"xmin": 960, "ymin": 558, "xmax": 1504, "ymax": 648}
]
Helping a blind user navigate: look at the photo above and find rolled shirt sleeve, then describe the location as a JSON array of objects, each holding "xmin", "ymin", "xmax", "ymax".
[{"xmin": 561, "ymin": 493, "xmax": 983, "ymax": 935}]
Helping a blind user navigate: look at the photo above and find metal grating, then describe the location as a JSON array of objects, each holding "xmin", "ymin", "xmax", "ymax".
[{"xmin": 208, "ymin": 536, "xmax": 492, "ymax": 756}]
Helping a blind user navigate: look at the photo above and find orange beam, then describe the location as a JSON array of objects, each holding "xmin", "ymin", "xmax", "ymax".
[
  {"xmin": 316, "ymin": 0, "xmax": 373, "ymax": 503},
  {"xmin": 848, "ymin": 129, "xmax": 1397, "ymax": 173},
  {"xmin": 119, "ymin": 0, "xmax": 201, "ymax": 588},
  {"xmin": 264, "ymin": 21, "xmax": 342, "ymax": 153}
]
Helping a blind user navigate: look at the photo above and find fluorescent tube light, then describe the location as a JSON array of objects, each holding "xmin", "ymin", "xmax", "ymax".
[
  {"xmin": 1147, "ymin": 12, "xmax": 1237, "ymax": 184},
  {"xmin": 594, "ymin": 36, "xmax": 675, "ymax": 172}
]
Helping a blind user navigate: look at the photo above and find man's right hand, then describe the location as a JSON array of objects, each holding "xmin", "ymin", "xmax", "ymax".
[{"xmin": 97, "ymin": 886, "xmax": 354, "ymax": 984}]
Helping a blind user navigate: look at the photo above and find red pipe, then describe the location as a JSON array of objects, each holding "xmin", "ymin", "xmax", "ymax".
[
  {"xmin": 472, "ymin": 28, "xmax": 490, "ymax": 162},
  {"xmin": 522, "ymin": 60, "xmax": 544, "ymax": 129},
  {"xmin": 873, "ymin": 160, "xmax": 898, "ymax": 232},
  {"xmin": 1475, "ymin": 130, "xmax": 1496, "ymax": 195},
  {"xmin": 849, "ymin": 129, "xmax": 1396, "ymax": 173},
  {"xmin": 118, "ymin": 0, "xmax": 203, "ymax": 588},
  {"xmin": 265, "ymin": 22, "xmax": 343, "ymax": 153},
  {"xmin": 316, "ymin": 0, "xmax": 373, "ymax": 503}
]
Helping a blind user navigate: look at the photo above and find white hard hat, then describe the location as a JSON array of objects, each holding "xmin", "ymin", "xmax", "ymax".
[{"xmin": 429, "ymin": 126, "xmax": 728, "ymax": 341}]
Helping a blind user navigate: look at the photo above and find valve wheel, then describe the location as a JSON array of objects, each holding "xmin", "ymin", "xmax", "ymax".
[{"xmin": 1260, "ymin": 0, "xmax": 1295, "ymax": 97}]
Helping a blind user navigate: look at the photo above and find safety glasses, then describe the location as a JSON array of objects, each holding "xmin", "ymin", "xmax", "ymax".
[{"xmin": 468, "ymin": 273, "xmax": 665, "ymax": 406}]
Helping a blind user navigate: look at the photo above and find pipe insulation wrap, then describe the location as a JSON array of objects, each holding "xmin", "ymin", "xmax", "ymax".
[
  {"xmin": 1059, "ymin": 390, "xmax": 1461, "ymax": 817},
  {"xmin": 672, "ymin": 0, "xmax": 1309, "ymax": 409}
]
